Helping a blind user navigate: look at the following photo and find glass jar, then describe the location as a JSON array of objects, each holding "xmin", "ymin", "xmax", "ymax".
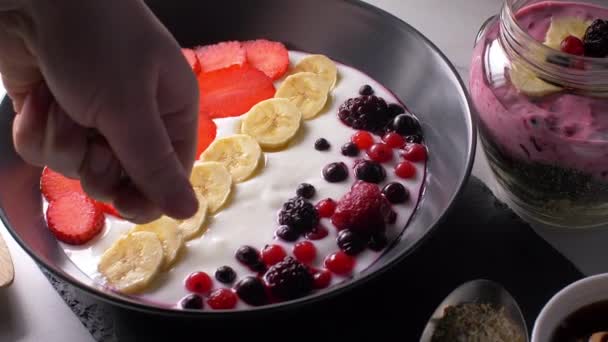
[{"xmin": 471, "ymin": 0, "xmax": 608, "ymax": 228}]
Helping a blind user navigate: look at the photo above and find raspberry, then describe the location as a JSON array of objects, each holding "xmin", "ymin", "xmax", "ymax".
[
  {"xmin": 278, "ymin": 197, "xmax": 319, "ymax": 233},
  {"xmin": 324, "ymin": 251, "xmax": 355, "ymax": 275},
  {"xmin": 207, "ymin": 288, "xmax": 238, "ymax": 310},
  {"xmin": 264, "ymin": 257, "xmax": 313, "ymax": 300},
  {"xmin": 584, "ymin": 19, "xmax": 608, "ymax": 58},
  {"xmin": 261, "ymin": 244, "xmax": 287, "ymax": 266},
  {"xmin": 293, "ymin": 241, "xmax": 317, "ymax": 264},
  {"xmin": 316, "ymin": 198, "xmax": 337, "ymax": 218},
  {"xmin": 338, "ymin": 95, "xmax": 394, "ymax": 135},
  {"xmin": 331, "ymin": 182, "xmax": 390, "ymax": 235}
]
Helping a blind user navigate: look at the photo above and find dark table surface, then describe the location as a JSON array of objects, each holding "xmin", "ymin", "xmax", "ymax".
[{"xmin": 43, "ymin": 176, "xmax": 583, "ymax": 341}]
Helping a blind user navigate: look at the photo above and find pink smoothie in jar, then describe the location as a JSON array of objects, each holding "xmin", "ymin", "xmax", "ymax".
[{"xmin": 470, "ymin": 0, "xmax": 608, "ymax": 228}]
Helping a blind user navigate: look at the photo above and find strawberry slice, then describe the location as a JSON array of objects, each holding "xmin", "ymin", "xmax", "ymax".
[
  {"xmin": 196, "ymin": 115, "xmax": 217, "ymax": 156},
  {"xmin": 182, "ymin": 48, "xmax": 201, "ymax": 75},
  {"xmin": 41, "ymin": 167, "xmax": 84, "ymax": 202},
  {"xmin": 95, "ymin": 201, "xmax": 122, "ymax": 218},
  {"xmin": 198, "ymin": 64, "xmax": 275, "ymax": 118},
  {"xmin": 47, "ymin": 192, "xmax": 105, "ymax": 245},
  {"xmin": 195, "ymin": 41, "xmax": 247, "ymax": 73},
  {"xmin": 243, "ymin": 39, "xmax": 289, "ymax": 80}
]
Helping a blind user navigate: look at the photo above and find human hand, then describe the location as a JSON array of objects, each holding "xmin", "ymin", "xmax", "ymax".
[{"xmin": 0, "ymin": 0, "xmax": 199, "ymax": 223}]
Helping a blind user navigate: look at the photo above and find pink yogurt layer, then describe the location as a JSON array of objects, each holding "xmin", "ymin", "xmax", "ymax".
[{"xmin": 470, "ymin": 1, "xmax": 608, "ymax": 178}]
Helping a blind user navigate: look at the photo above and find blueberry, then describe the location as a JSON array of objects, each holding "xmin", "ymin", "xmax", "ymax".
[
  {"xmin": 296, "ymin": 183, "xmax": 316, "ymax": 199},
  {"xmin": 180, "ymin": 294, "xmax": 204, "ymax": 310},
  {"xmin": 323, "ymin": 162, "xmax": 349, "ymax": 183},
  {"xmin": 391, "ymin": 114, "xmax": 421, "ymax": 136},
  {"xmin": 368, "ymin": 233, "xmax": 388, "ymax": 251},
  {"xmin": 353, "ymin": 160, "xmax": 386, "ymax": 183},
  {"xmin": 359, "ymin": 84, "xmax": 374, "ymax": 96},
  {"xmin": 314, "ymin": 138, "xmax": 331, "ymax": 151},
  {"xmin": 234, "ymin": 277, "xmax": 268, "ymax": 306},
  {"xmin": 341, "ymin": 142, "xmax": 360, "ymax": 157},
  {"xmin": 235, "ymin": 246, "xmax": 261, "ymax": 266},
  {"xmin": 276, "ymin": 225, "xmax": 300, "ymax": 242},
  {"xmin": 215, "ymin": 266, "xmax": 237, "ymax": 284},
  {"xmin": 337, "ymin": 229, "xmax": 366, "ymax": 256},
  {"xmin": 382, "ymin": 182, "xmax": 409, "ymax": 204}
]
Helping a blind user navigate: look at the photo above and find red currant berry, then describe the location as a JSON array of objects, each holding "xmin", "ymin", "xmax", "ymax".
[
  {"xmin": 382, "ymin": 132, "xmax": 405, "ymax": 148},
  {"xmin": 367, "ymin": 143, "xmax": 393, "ymax": 163},
  {"xmin": 316, "ymin": 198, "xmax": 337, "ymax": 218},
  {"xmin": 560, "ymin": 35, "xmax": 585, "ymax": 56},
  {"xmin": 401, "ymin": 143, "xmax": 427, "ymax": 162},
  {"xmin": 351, "ymin": 131, "xmax": 374, "ymax": 150},
  {"xmin": 395, "ymin": 161, "xmax": 416, "ymax": 179},
  {"xmin": 324, "ymin": 251, "xmax": 355, "ymax": 275},
  {"xmin": 261, "ymin": 244, "xmax": 287, "ymax": 266},
  {"xmin": 185, "ymin": 271, "xmax": 213, "ymax": 294},
  {"xmin": 207, "ymin": 288, "xmax": 238, "ymax": 310},
  {"xmin": 313, "ymin": 269, "xmax": 332, "ymax": 289},
  {"xmin": 293, "ymin": 241, "xmax": 317, "ymax": 264}
]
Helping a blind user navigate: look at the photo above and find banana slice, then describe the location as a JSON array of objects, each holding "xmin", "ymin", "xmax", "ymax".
[
  {"xmin": 98, "ymin": 231, "xmax": 163, "ymax": 294},
  {"xmin": 544, "ymin": 17, "xmax": 592, "ymax": 49},
  {"xmin": 275, "ymin": 72, "xmax": 330, "ymax": 120},
  {"xmin": 132, "ymin": 216, "xmax": 184, "ymax": 269},
  {"xmin": 176, "ymin": 188, "xmax": 208, "ymax": 240},
  {"xmin": 199, "ymin": 135, "xmax": 262, "ymax": 182},
  {"xmin": 509, "ymin": 61, "xmax": 561, "ymax": 97},
  {"xmin": 293, "ymin": 54, "xmax": 338, "ymax": 90},
  {"xmin": 241, "ymin": 98, "xmax": 303, "ymax": 150},
  {"xmin": 190, "ymin": 161, "xmax": 232, "ymax": 213}
]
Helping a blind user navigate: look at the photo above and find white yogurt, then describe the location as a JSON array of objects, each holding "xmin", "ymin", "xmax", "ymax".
[{"xmin": 58, "ymin": 51, "xmax": 426, "ymax": 308}]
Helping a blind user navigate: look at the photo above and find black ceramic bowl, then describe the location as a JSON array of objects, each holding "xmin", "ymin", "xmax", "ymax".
[{"xmin": 0, "ymin": 0, "xmax": 475, "ymax": 316}]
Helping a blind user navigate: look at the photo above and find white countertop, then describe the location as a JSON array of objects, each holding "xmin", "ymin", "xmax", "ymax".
[{"xmin": 1, "ymin": 0, "xmax": 602, "ymax": 340}]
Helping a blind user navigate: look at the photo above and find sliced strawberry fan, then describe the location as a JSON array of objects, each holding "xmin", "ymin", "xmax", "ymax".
[
  {"xmin": 195, "ymin": 41, "xmax": 247, "ymax": 73},
  {"xmin": 243, "ymin": 39, "xmax": 289, "ymax": 80}
]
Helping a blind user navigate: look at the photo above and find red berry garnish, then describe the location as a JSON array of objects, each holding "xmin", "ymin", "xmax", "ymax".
[
  {"xmin": 324, "ymin": 251, "xmax": 355, "ymax": 275},
  {"xmin": 560, "ymin": 35, "xmax": 585, "ymax": 56},
  {"xmin": 401, "ymin": 143, "xmax": 427, "ymax": 162},
  {"xmin": 367, "ymin": 143, "xmax": 394, "ymax": 163},
  {"xmin": 313, "ymin": 269, "xmax": 332, "ymax": 289},
  {"xmin": 395, "ymin": 161, "xmax": 416, "ymax": 179},
  {"xmin": 261, "ymin": 244, "xmax": 287, "ymax": 266},
  {"xmin": 185, "ymin": 272, "xmax": 213, "ymax": 294},
  {"xmin": 351, "ymin": 131, "xmax": 374, "ymax": 150},
  {"xmin": 382, "ymin": 132, "xmax": 405, "ymax": 148},
  {"xmin": 293, "ymin": 241, "xmax": 317, "ymax": 264},
  {"xmin": 316, "ymin": 198, "xmax": 337, "ymax": 218},
  {"xmin": 207, "ymin": 288, "xmax": 238, "ymax": 310}
]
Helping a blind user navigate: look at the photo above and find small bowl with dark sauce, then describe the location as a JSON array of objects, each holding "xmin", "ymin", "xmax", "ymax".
[{"xmin": 533, "ymin": 274, "xmax": 608, "ymax": 342}]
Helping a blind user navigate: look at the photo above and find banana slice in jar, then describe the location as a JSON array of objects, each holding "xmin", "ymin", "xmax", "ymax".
[
  {"xmin": 544, "ymin": 16, "xmax": 592, "ymax": 50},
  {"xmin": 293, "ymin": 54, "xmax": 338, "ymax": 90},
  {"xmin": 199, "ymin": 135, "xmax": 263, "ymax": 183},
  {"xmin": 509, "ymin": 61, "xmax": 562, "ymax": 97},
  {"xmin": 275, "ymin": 72, "xmax": 330, "ymax": 120},
  {"xmin": 98, "ymin": 231, "xmax": 164, "ymax": 294},
  {"xmin": 241, "ymin": 98, "xmax": 303, "ymax": 150},
  {"xmin": 189, "ymin": 161, "xmax": 233, "ymax": 213},
  {"xmin": 131, "ymin": 216, "xmax": 184, "ymax": 270},
  {"xmin": 175, "ymin": 188, "xmax": 208, "ymax": 240}
]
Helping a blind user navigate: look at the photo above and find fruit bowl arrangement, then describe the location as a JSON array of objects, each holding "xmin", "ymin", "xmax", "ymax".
[{"xmin": 0, "ymin": 0, "xmax": 475, "ymax": 315}]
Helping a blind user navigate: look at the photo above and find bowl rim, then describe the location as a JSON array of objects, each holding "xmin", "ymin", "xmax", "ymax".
[{"xmin": 1, "ymin": 0, "xmax": 476, "ymax": 317}]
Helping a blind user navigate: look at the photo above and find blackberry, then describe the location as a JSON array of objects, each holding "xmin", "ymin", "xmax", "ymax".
[
  {"xmin": 341, "ymin": 142, "xmax": 360, "ymax": 157},
  {"xmin": 323, "ymin": 162, "xmax": 349, "ymax": 182},
  {"xmin": 234, "ymin": 276, "xmax": 268, "ymax": 306},
  {"xmin": 391, "ymin": 113, "xmax": 422, "ymax": 136},
  {"xmin": 368, "ymin": 233, "xmax": 388, "ymax": 251},
  {"xmin": 236, "ymin": 246, "xmax": 261, "ymax": 267},
  {"xmin": 584, "ymin": 19, "xmax": 608, "ymax": 58},
  {"xmin": 296, "ymin": 183, "xmax": 316, "ymax": 199},
  {"xmin": 276, "ymin": 225, "xmax": 300, "ymax": 242},
  {"xmin": 314, "ymin": 138, "xmax": 331, "ymax": 151},
  {"xmin": 337, "ymin": 229, "xmax": 366, "ymax": 256},
  {"xmin": 359, "ymin": 84, "xmax": 374, "ymax": 95},
  {"xmin": 354, "ymin": 160, "xmax": 386, "ymax": 183},
  {"xmin": 215, "ymin": 266, "xmax": 237, "ymax": 284},
  {"xmin": 278, "ymin": 197, "xmax": 319, "ymax": 233},
  {"xmin": 264, "ymin": 257, "xmax": 313, "ymax": 300},
  {"xmin": 382, "ymin": 182, "xmax": 409, "ymax": 204},
  {"xmin": 338, "ymin": 95, "xmax": 394, "ymax": 135},
  {"xmin": 180, "ymin": 294, "xmax": 204, "ymax": 310}
]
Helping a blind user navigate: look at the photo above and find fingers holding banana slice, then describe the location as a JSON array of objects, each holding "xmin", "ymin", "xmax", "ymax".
[
  {"xmin": 242, "ymin": 98, "xmax": 303, "ymax": 150},
  {"xmin": 199, "ymin": 135, "xmax": 263, "ymax": 183},
  {"xmin": 176, "ymin": 188, "xmax": 209, "ymax": 240},
  {"xmin": 98, "ymin": 231, "xmax": 164, "ymax": 294},
  {"xmin": 190, "ymin": 161, "xmax": 233, "ymax": 213},
  {"xmin": 131, "ymin": 216, "xmax": 184, "ymax": 270},
  {"xmin": 293, "ymin": 54, "xmax": 338, "ymax": 90},
  {"xmin": 275, "ymin": 72, "xmax": 330, "ymax": 120}
]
